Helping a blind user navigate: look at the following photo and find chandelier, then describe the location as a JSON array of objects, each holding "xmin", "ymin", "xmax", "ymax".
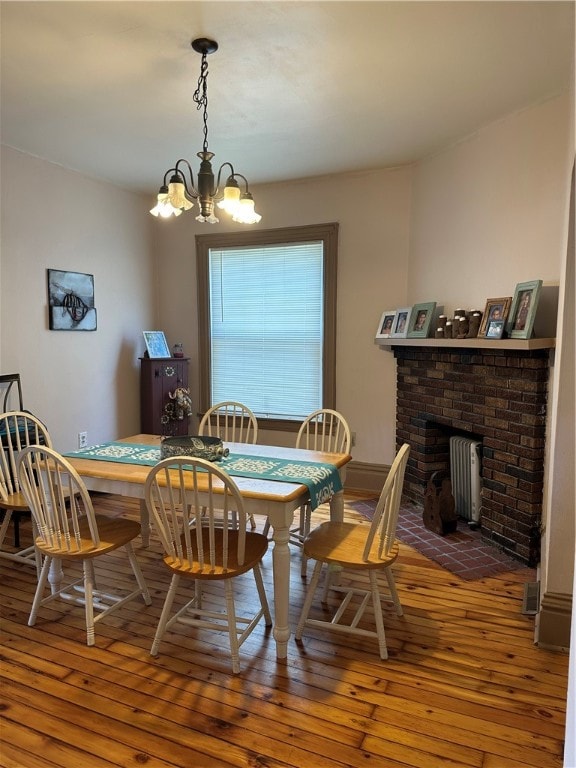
[{"xmin": 150, "ymin": 38, "xmax": 261, "ymax": 224}]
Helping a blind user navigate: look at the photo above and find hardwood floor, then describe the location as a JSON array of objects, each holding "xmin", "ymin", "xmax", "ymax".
[{"xmin": 0, "ymin": 494, "xmax": 568, "ymax": 768}]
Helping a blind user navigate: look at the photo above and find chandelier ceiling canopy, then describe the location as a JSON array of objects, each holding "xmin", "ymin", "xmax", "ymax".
[{"xmin": 150, "ymin": 38, "xmax": 261, "ymax": 225}]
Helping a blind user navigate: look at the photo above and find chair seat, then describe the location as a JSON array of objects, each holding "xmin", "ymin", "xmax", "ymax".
[
  {"xmin": 304, "ymin": 521, "xmax": 400, "ymax": 569},
  {"xmin": 164, "ymin": 530, "xmax": 269, "ymax": 579},
  {"xmin": 0, "ymin": 490, "xmax": 30, "ymax": 512},
  {"xmin": 35, "ymin": 514, "xmax": 142, "ymax": 559}
]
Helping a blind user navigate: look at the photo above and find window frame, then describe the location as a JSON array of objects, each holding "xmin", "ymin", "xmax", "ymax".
[{"xmin": 196, "ymin": 222, "xmax": 338, "ymax": 433}]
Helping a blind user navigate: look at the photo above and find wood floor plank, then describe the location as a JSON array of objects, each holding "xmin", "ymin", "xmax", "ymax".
[{"xmin": 0, "ymin": 493, "xmax": 568, "ymax": 768}]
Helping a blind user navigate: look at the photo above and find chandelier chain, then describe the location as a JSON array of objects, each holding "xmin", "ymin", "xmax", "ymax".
[{"xmin": 193, "ymin": 52, "xmax": 210, "ymax": 153}]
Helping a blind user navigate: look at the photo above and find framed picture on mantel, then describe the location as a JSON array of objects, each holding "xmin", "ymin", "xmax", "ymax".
[
  {"xmin": 479, "ymin": 297, "xmax": 512, "ymax": 338},
  {"xmin": 375, "ymin": 310, "xmax": 396, "ymax": 339},
  {"xmin": 407, "ymin": 302, "xmax": 436, "ymax": 338},
  {"xmin": 507, "ymin": 280, "xmax": 542, "ymax": 339},
  {"xmin": 390, "ymin": 307, "xmax": 412, "ymax": 338}
]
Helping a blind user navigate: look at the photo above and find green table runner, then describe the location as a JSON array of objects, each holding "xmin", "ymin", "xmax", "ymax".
[{"xmin": 64, "ymin": 442, "xmax": 342, "ymax": 511}]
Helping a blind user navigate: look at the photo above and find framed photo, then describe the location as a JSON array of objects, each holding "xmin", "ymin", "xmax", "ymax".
[
  {"xmin": 506, "ymin": 280, "xmax": 543, "ymax": 339},
  {"xmin": 375, "ymin": 310, "xmax": 396, "ymax": 339},
  {"xmin": 478, "ymin": 297, "xmax": 512, "ymax": 338},
  {"xmin": 390, "ymin": 307, "xmax": 412, "ymax": 338},
  {"xmin": 143, "ymin": 331, "xmax": 171, "ymax": 358},
  {"xmin": 486, "ymin": 319, "xmax": 505, "ymax": 339},
  {"xmin": 407, "ymin": 302, "xmax": 436, "ymax": 338}
]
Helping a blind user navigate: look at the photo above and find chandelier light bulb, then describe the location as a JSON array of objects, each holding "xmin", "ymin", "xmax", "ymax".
[
  {"xmin": 168, "ymin": 180, "xmax": 193, "ymax": 211},
  {"xmin": 232, "ymin": 193, "xmax": 262, "ymax": 224},
  {"xmin": 217, "ymin": 179, "xmax": 241, "ymax": 213},
  {"xmin": 150, "ymin": 187, "xmax": 184, "ymax": 218}
]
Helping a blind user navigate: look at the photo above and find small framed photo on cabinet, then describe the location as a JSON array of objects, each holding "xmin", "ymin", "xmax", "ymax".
[{"xmin": 143, "ymin": 331, "xmax": 171, "ymax": 358}]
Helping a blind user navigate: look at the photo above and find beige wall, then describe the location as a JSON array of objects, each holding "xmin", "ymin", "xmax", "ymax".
[
  {"xmin": 409, "ymin": 93, "xmax": 572, "ymax": 308},
  {"xmin": 0, "ymin": 146, "xmax": 155, "ymax": 451}
]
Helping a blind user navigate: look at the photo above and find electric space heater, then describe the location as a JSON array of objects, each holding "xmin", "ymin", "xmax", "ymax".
[{"xmin": 449, "ymin": 436, "xmax": 482, "ymax": 526}]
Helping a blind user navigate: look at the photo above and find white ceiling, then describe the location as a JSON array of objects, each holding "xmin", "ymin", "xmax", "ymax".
[{"xmin": 1, "ymin": 1, "xmax": 574, "ymax": 195}]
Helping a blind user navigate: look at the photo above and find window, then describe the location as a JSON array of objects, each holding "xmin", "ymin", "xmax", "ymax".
[{"xmin": 196, "ymin": 223, "xmax": 338, "ymax": 430}]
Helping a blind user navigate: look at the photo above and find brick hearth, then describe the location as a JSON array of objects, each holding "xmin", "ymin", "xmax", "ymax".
[{"xmin": 393, "ymin": 346, "xmax": 551, "ymax": 566}]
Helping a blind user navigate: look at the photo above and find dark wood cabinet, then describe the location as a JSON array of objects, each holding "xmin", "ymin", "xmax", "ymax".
[{"xmin": 139, "ymin": 357, "xmax": 190, "ymax": 435}]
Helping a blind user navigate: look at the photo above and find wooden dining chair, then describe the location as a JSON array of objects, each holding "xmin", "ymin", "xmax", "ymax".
[
  {"xmin": 263, "ymin": 408, "xmax": 352, "ymax": 575},
  {"xmin": 295, "ymin": 443, "xmax": 410, "ymax": 660},
  {"xmin": 0, "ymin": 410, "xmax": 50, "ymax": 572},
  {"xmin": 18, "ymin": 444, "xmax": 151, "ymax": 646},
  {"xmin": 145, "ymin": 456, "xmax": 272, "ymax": 674},
  {"xmin": 199, "ymin": 400, "xmax": 259, "ymax": 529}
]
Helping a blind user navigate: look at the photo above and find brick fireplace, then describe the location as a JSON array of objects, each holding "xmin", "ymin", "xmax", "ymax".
[{"xmin": 392, "ymin": 345, "xmax": 552, "ymax": 566}]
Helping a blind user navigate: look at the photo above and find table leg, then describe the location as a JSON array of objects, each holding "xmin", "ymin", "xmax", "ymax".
[
  {"xmin": 271, "ymin": 523, "xmax": 291, "ymax": 659},
  {"xmin": 329, "ymin": 489, "xmax": 345, "ymax": 522},
  {"xmin": 140, "ymin": 499, "xmax": 150, "ymax": 546},
  {"xmin": 48, "ymin": 557, "xmax": 63, "ymax": 594},
  {"xmin": 328, "ymin": 489, "xmax": 345, "ymax": 585}
]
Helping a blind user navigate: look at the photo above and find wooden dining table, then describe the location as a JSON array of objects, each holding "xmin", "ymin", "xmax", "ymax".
[{"xmin": 65, "ymin": 433, "xmax": 351, "ymax": 660}]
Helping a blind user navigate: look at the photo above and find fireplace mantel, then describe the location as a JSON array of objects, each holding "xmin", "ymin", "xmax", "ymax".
[{"xmin": 376, "ymin": 337, "xmax": 555, "ymax": 351}]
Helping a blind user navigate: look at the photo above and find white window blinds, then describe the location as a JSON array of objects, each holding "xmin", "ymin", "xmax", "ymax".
[{"xmin": 208, "ymin": 242, "xmax": 324, "ymax": 420}]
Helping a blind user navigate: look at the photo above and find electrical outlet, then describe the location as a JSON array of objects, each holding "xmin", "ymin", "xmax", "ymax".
[{"xmin": 78, "ymin": 431, "xmax": 88, "ymax": 449}]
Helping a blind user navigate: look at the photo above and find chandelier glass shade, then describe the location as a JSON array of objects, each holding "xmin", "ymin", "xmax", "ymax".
[{"xmin": 150, "ymin": 38, "xmax": 261, "ymax": 225}]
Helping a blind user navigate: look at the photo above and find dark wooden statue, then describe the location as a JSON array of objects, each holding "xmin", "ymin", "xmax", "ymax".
[{"xmin": 423, "ymin": 471, "xmax": 458, "ymax": 535}]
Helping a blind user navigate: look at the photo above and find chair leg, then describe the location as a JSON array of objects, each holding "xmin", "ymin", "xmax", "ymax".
[
  {"xmin": 262, "ymin": 518, "xmax": 271, "ymax": 538},
  {"xmin": 253, "ymin": 563, "xmax": 272, "ymax": 626},
  {"xmin": 151, "ymin": 574, "xmax": 181, "ymax": 657},
  {"xmin": 125, "ymin": 542, "xmax": 152, "ymax": 605},
  {"xmin": 34, "ymin": 547, "xmax": 42, "ymax": 578},
  {"xmin": 225, "ymin": 579, "xmax": 241, "ymax": 674},
  {"xmin": 299, "ymin": 504, "xmax": 312, "ymax": 577},
  {"xmin": 322, "ymin": 565, "xmax": 332, "ymax": 603},
  {"xmin": 295, "ymin": 559, "xmax": 324, "ymax": 641},
  {"xmin": 369, "ymin": 570, "xmax": 388, "ymax": 660},
  {"xmin": 385, "ymin": 567, "xmax": 403, "ymax": 616},
  {"xmin": 13, "ymin": 512, "xmax": 22, "ymax": 548},
  {"xmin": 194, "ymin": 580, "xmax": 202, "ymax": 609},
  {"xmin": 28, "ymin": 555, "xmax": 52, "ymax": 626},
  {"xmin": 0, "ymin": 509, "xmax": 12, "ymax": 550},
  {"xmin": 83, "ymin": 560, "xmax": 96, "ymax": 646},
  {"xmin": 31, "ymin": 520, "xmax": 42, "ymax": 577}
]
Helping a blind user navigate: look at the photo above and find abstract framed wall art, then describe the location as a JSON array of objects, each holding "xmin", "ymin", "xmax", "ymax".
[{"xmin": 47, "ymin": 269, "xmax": 97, "ymax": 331}]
